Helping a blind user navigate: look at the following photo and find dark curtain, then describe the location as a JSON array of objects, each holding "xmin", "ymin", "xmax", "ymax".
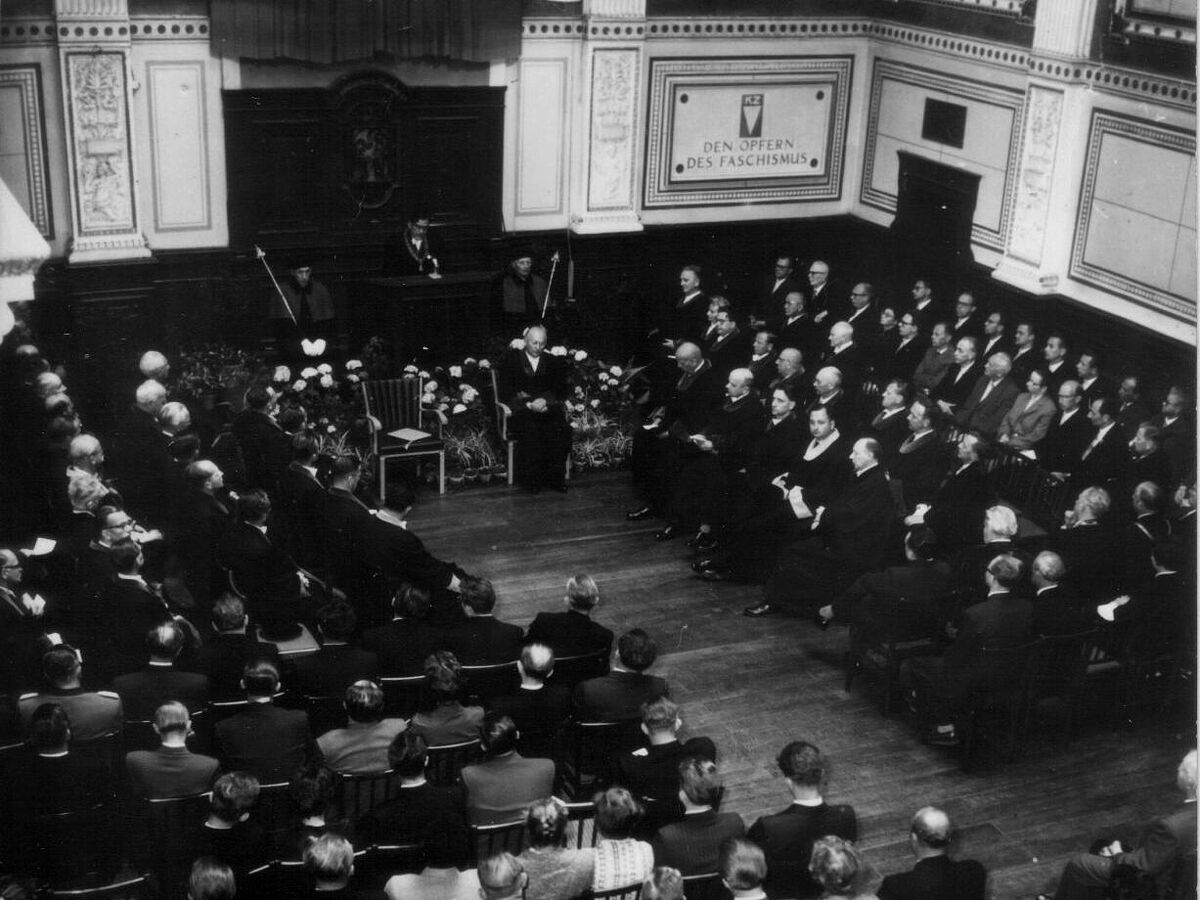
[{"xmin": 209, "ymin": 0, "xmax": 524, "ymax": 64}]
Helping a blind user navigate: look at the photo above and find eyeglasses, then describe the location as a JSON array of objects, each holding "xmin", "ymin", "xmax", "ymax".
[{"xmin": 808, "ymin": 270, "xmax": 827, "ymax": 276}]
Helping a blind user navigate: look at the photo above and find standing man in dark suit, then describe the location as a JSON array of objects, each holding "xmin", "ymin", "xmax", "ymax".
[
  {"xmin": 659, "ymin": 264, "xmax": 709, "ymax": 350},
  {"xmin": 1049, "ymin": 750, "xmax": 1197, "ymax": 900},
  {"xmin": 443, "ymin": 576, "xmax": 524, "ymax": 665},
  {"xmin": 746, "ymin": 330, "xmax": 780, "ymax": 388},
  {"xmin": 498, "ymin": 324, "xmax": 572, "ymax": 493},
  {"xmin": 1008, "ymin": 322, "xmax": 1039, "ymax": 384},
  {"xmin": 214, "ymin": 659, "xmax": 321, "ymax": 783},
  {"xmin": 1149, "ymin": 386, "xmax": 1195, "ymax": 489},
  {"xmin": 707, "ymin": 307, "xmax": 753, "ymax": 381},
  {"xmin": 125, "ymin": 700, "xmax": 219, "ymax": 799},
  {"xmin": 906, "ymin": 277, "xmax": 946, "ymax": 335},
  {"xmin": 878, "ymin": 807, "xmax": 986, "ymax": 900},
  {"xmin": 361, "ymin": 585, "xmax": 445, "ymax": 676},
  {"xmin": 1042, "ymin": 334, "xmax": 1074, "ymax": 394},
  {"xmin": 113, "ymin": 622, "xmax": 209, "ymax": 721},
  {"xmin": 525, "ymin": 574, "xmax": 614, "ymax": 660},
  {"xmin": 843, "ymin": 284, "xmax": 880, "ymax": 351},
  {"xmin": 1075, "ymin": 350, "xmax": 1115, "ymax": 405},
  {"xmin": 747, "ymin": 741, "xmax": 857, "ymax": 899},
  {"xmin": 775, "ymin": 292, "xmax": 819, "ymax": 368},
  {"xmin": 574, "ymin": 628, "xmax": 669, "ymax": 723},
  {"xmin": 490, "ymin": 644, "xmax": 572, "ymax": 760},
  {"xmin": 291, "ymin": 600, "xmax": 379, "ymax": 699},
  {"xmin": 822, "ymin": 323, "xmax": 866, "ymax": 399}
]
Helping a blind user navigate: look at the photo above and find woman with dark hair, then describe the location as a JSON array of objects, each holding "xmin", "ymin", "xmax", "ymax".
[
  {"xmin": 592, "ymin": 787, "xmax": 654, "ymax": 891},
  {"xmin": 516, "ymin": 797, "xmax": 595, "ymax": 900},
  {"xmin": 407, "ymin": 651, "xmax": 484, "ymax": 746},
  {"xmin": 810, "ymin": 835, "xmax": 878, "ymax": 900}
]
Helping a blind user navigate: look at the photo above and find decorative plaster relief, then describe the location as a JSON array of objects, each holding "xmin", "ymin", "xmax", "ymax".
[
  {"xmin": 1007, "ymin": 85, "xmax": 1062, "ymax": 265},
  {"xmin": 65, "ymin": 50, "xmax": 135, "ymax": 233},
  {"xmin": 0, "ymin": 66, "xmax": 53, "ymax": 238},
  {"xmin": 587, "ymin": 48, "xmax": 638, "ymax": 211},
  {"xmin": 1070, "ymin": 111, "xmax": 1196, "ymax": 323}
]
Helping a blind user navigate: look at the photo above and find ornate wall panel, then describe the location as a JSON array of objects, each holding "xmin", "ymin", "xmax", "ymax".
[
  {"xmin": 145, "ymin": 60, "xmax": 211, "ymax": 231},
  {"xmin": 0, "ymin": 65, "xmax": 53, "ymax": 239},
  {"xmin": 1071, "ymin": 111, "xmax": 1196, "ymax": 322},
  {"xmin": 587, "ymin": 48, "xmax": 639, "ymax": 212},
  {"xmin": 860, "ymin": 58, "xmax": 1025, "ymax": 252},
  {"xmin": 1006, "ymin": 84, "xmax": 1063, "ymax": 266},
  {"xmin": 516, "ymin": 57, "xmax": 568, "ymax": 215}
]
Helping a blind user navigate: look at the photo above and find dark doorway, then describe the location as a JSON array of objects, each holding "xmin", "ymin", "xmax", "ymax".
[{"xmin": 889, "ymin": 151, "xmax": 981, "ymax": 300}]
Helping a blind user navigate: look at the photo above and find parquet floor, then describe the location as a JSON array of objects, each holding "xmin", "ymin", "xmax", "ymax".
[{"xmin": 407, "ymin": 470, "xmax": 1194, "ymax": 900}]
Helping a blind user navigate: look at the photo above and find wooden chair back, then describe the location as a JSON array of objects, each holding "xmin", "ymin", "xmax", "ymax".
[
  {"xmin": 380, "ymin": 675, "xmax": 428, "ymax": 717},
  {"xmin": 551, "ymin": 649, "xmax": 611, "ymax": 690},
  {"xmin": 470, "ymin": 818, "xmax": 527, "ymax": 865},
  {"xmin": 337, "ymin": 769, "xmax": 403, "ymax": 822},
  {"xmin": 426, "ymin": 739, "xmax": 483, "ymax": 786},
  {"xmin": 461, "ymin": 660, "xmax": 519, "ymax": 705}
]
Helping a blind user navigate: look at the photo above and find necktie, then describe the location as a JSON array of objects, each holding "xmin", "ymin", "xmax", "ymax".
[{"xmin": 980, "ymin": 380, "xmax": 996, "ymax": 402}]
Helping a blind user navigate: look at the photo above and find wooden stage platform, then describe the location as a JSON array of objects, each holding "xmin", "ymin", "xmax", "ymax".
[{"xmin": 408, "ymin": 470, "xmax": 1194, "ymax": 900}]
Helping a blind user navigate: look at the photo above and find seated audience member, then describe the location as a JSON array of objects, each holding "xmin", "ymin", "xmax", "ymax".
[
  {"xmin": 953, "ymin": 505, "xmax": 1030, "ymax": 600},
  {"xmin": 276, "ymin": 432, "xmax": 328, "ymax": 575},
  {"xmin": 905, "ymin": 433, "xmax": 994, "ymax": 556},
  {"xmin": 652, "ymin": 757, "xmax": 745, "ymax": 876},
  {"xmin": 1150, "ymin": 386, "xmax": 1195, "ymax": 486},
  {"xmin": 444, "ymin": 576, "xmax": 524, "ymax": 665},
  {"xmin": 752, "ymin": 438, "xmax": 895, "ymax": 617},
  {"xmin": 748, "ymin": 741, "xmax": 857, "ymax": 900},
  {"xmin": 125, "ymin": 700, "xmax": 219, "ymax": 799},
  {"xmin": 642, "ymin": 866, "xmax": 686, "ymax": 900},
  {"xmin": 1047, "ymin": 750, "xmax": 1196, "ymax": 900},
  {"xmin": 386, "ymin": 865, "xmax": 480, "ymax": 900},
  {"xmin": 277, "ymin": 764, "xmax": 352, "ymax": 861},
  {"xmin": 214, "ymin": 659, "xmax": 320, "ymax": 783},
  {"xmin": 592, "ymin": 787, "xmax": 655, "ymax": 891},
  {"xmin": 361, "ymin": 584, "xmax": 444, "ymax": 677},
  {"xmin": 318, "ymin": 679, "xmax": 407, "ymax": 774},
  {"xmin": 524, "ymin": 574, "xmax": 615, "ymax": 659},
  {"xmin": 489, "ymin": 643, "xmax": 572, "ymax": 759},
  {"xmin": 880, "ymin": 312, "xmax": 924, "ymax": 385},
  {"xmin": 721, "ymin": 838, "xmax": 769, "ymax": 900},
  {"xmin": 878, "ymin": 806, "xmax": 986, "ymax": 900},
  {"xmin": 478, "ymin": 853, "xmax": 527, "ymax": 900},
  {"xmin": 497, "ymin": 323, "xmax": 572, "ymax": 494},
  {"xmin": 901, "ymin": 554, "xmax": 1032, "ymax": 746},
  {"xmin": 574, "ymin": 628, "xmax": 669, "ymax": 723},
  {"xmin": 113, "ymin": 621, "xmax": 209, "ymax": 721},
  {"xmin": 10, "ymin": 703, "xmax": 113, "ymax": 820},
  {"xmin": 1029, "ymin": 552, "xmax": 1089, "ymax": 637},
  {"xmin": 889, "ymin": 399, "xmax": 948, "ymax": 514},
  {"xmin": 292, "ymin": 601, "xmax": 379, "ymax": 699},
  {"xmin": 820, "ymin": 525, "xmax": 952, "ymax": 634},
  {"xmin": 997, "ymin": 368, "xmax": 1056, "ymax": 451},
  {"xmin": 1072, "ymin": 396, "xmax": 1129, "ymax": 491},
  {"xmin": 216, "ymin": 489, "xmax": 312, "ymax": 637},
  {"xmin": 407, "ymin": 651, "xmax": 485, "ymax": 746},
  {"xmin": 1050, "ymin": 486, "xmax": 1122, "ymax": 602},
  {"xmin": 302, "ymin": 833, "xmax": 363, "ymax": 897},
  {"xmin": 365, "ymin": 731, "xmax": 469, "ymax": 865},
  {"xmin": 615, "ymin": 697, "xmax": 717, "ymax": 831},
  {"xmin": 930, "ymin": 337, "xmax": 980, "ymax": 417},
  {"xmin": 1038, "ymin": 380, "xmax": 1091, "ymax": 477},
  {"xmin": 188, "ymin": 858, "xmax": 237, "ymax": 900},
  {"xmin": 809, "ymin": 836, "xmax": 877, "ymax": 900},
  {"xmin": 1127, "ymin": 424, "xmax": 1173, "ymax": 499},
  {"xmin": 1008, "ymin": 322, "xmax": 1038, "ymax": 383},
  {"xmin": 769, "ymin": 347, "xmax": 808, "ymax": 402},
  {"xmin": 461, "ymin": 713, "xmax": 555, "ymax": 825},
  {"xmin": 94, "ymin": 538, "xmax": 175, "ymax": 677},
  {"xmin": 1075, "ymin": 349, "xmax": 1114, "ymax": 404},
  {"xmin": 868, "ymin": 379, "xmax": 911, "ymax": 466},
  {"xmin": 1113, "ymin": 374, "xmax": 1151, "ymax": 438},
  {"xmin": 1042, "ymin": 334, "xmax": 1074, "ymax": 393},
  {"xmin": 822, "ymin": 323, "xmax": 865, "ymax": 399},
  {"xmin": 195, "ymin": 771, "xmax": 270, "ymax": 877},
  {"xmin": 232, "ymin": 384, "xmax": 288, "ymax": 495},
  {"xmin": 188, "ymin": 594, "xmax": 282, "ymax": 701},
  {"xmin": 516, "ymin": 797, "xmax": 596, "ymax": 900},
  {"xmin": 19, "ymin": 645, "xmax": 123, "ymax": 742},
  {"xmin": 954, "ymin": 353, "xmax": 1019, "ymax": 438},
  {"xmin": 1124, "ymin": 480, "xmax": 1172, "ymax": 587},
  {"xmin": 747, "ymin": 330, "xmax": 780, "ymax": 387},
  {"xmin": 1100, "ymin": 539, "xmax": 1188, "ymax": 631},
  {"xmin": 911, "ymin": 322, "xmax": 954, "ymax": 394}
]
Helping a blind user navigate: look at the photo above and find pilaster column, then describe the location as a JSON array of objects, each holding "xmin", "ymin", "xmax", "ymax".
[
  {"xmin": 570, "ymin": 0, "xmax": 645, "ymax": 234},
  {"xmin": 55, "ymin": 0, "xmax": 151, "ymax": 263},
  {"xmin": 1031, "ymin": 0, "xmax": 1105, "ymax": 59}
]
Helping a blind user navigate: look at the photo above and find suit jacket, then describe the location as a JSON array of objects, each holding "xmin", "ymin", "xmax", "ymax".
[
  {"xmin": 878, "ymin": 855, "xmax": 987, "ymax": 900},
  {"xmin": 955, "ymin": 375, "xmax": 1019, "ymax": 438},
  {"xmin": 189, "ymin": 632, "xmax": 282, "ymax": 701},
  {"xmin": 574, "ymin": 670, "xmax": 669, "ymax": 722},
  {"xmin": 890, "ymin": 430, "xmax": 949, "ymax": 511},
  {"xmin": 361, "ymin": 516, "xmax": 456, "ymax": 591},
  {"xmin": 747, "ymin": 352, "xmax": 779, "ymax": 389},
  {"xmin": 662, "ymin": 361, "xmax": 724, "ymax": 437},
  {"xmin": 461, "ymin": 752, "xmax": 556, "ymax": 825},
  {"xmin": 881, "ymin": 337, "xmax": 927, "ymax": 384},
  {"xmin": 524, "ymin": 610, "xmax": 613, "ymax": 659},
  {"xmin": 498, "ymin": 348, "xmax": 569, "ymax": 409},
  {"xmin": 443, "ymin": 616, "xmax": 524, "ymax": 666},
  {"xmin": 1111, "ymin": 802, "xmax": 1197, "ymax": 897},
  {"xmin": 324, "ymin": 486, "xmax": 377, "ymax": 588},
  {"xmin": 361, "ymin": 782, "xmax": 469, "ymax": 865},
  {"xmin": 663, "ymin": 290, "xmax": 710, "ymax": 347},
  {"xmin": 216, "ymin": 521, "xmax": 302, "ymax": 609},
  {"xmin": 930, "ymin": 362, "xmax": 980, "ymax": 409},
  {"xmin": 125, "ymin": 744, "xmax": 220, "ymax": 799},
  {"xmin": 707, "ymin": 328, "xmax": 753, "ymax": 380},
  {"xmin": 277, "ymin": 462, "xmax": 328, "ymax": 573},
  {"xmin": 944, "ymin": 591, "xmax": 1033, "ymax": 679},
  {"xmin": 1080, "ymin": 375, "xmax": 1116, "ymax": 405},
  {"xmin": 756, "ymin": 276, "xmax": 803, "ymax": 323},
  {"xmin": 18, "ymin": 687, "xmax": 123, "ymax": 742},
  {"xmin": 113, "ymin": 666, "xmax": 210, "ymax": 721},
  {"xmin": 615, "ymin": 737, "xmax": 718, "ymax": 806},
  {"xmin": 832, "ymin": 559, "xmax": 954, "ymax": 631},
  {"xmin": 232, "ymin": 409, "xmax": 288, "ymax": 494},
  {"xmin": 746, "ymin": 414, "xmax": 807, "ymax": 492},
  {"xmin": 317, "ymin": 718, "xmax": 409, "ymax": 775},
  {"xmin": 869, "ymin": 409, "xmax": 910, "ymax": 467},
  {"xmin": 997, "ymin": 393, "xmax": 1056, "ymax": 450},
  {"xmin": 951, "ymin": 313, "xmax": 984, "ymax": 345},
  {"xmin": 93, "ymin": 577, "xmax": 175, "ymax": 676},
  {"xmin": 171, "ymin": 488, "xmax": 233, "ymax": 608},
  {"xmin": 490, "ymin": 684, "xmax": 572, "ymax": 758},
  {"xmin": 1008, "ymin": 347, "xmax": 1039, "ymax": 384},
  {"xmin": 775, "ymin": 314, "xmax": 820, "ymax": 365},
  {"xmin": 1149, "ymin": 413, "xmax": 1195, "ymax": 486},
  {"xmin": 652, "ymin": 810, "xmax": 746, "ymax": 876},
  {"xmin": 978, "ymin": 336, "xmax": 1012, "ymax": 363},
  {"xmin": 824, "ymin": 342, "xmax": 867, "ymax": 395},
  {"xmin": 704, "ymin": 393, "xmax": 768, "ymax": 475},
  {"xmin": 1050, "ymin": 522, "xmax": 1124, "ymax": 602},
  {"xmin": 362, "ymin": 618, "xmax": 446, "ymax": 676},
  {"xmin": 748, "ymin": 802, "xmax": 858, "ymax": 899},
  {"xmin": 814, "ymin": 465, "xmax": 897, "ymax": 571},
  {"xmin": 292, "ymin": 643, "xmax": 380, "ymax": 698},
  {"xmin": 1037, "ymin": 410, "xmax": 1092, "ymax": 473},
  {"xmin": 1116, "ymin": 399, "xmax": 1153, "ymax": 440},
  {"xmin": 1030, "ymin": 586, "xmax": 1091, "ymax": 637},
  {"xmin": 1074, "ymin": 424, "xmax": 1129, "ymax": 489},
  {"xmin": 409, "ymin": 703, "xmax": 485, "ymax": 747},
  {"xmin": 214, "ymin": 701, "xmax": 319, "ymax": 784},
  {"xmin": 925, "ymin": 462, "xmax": 993, "ymax": 552},
  {"xmin": 912, "ymin": 346, "xmax": 954, "ymax": 394}
]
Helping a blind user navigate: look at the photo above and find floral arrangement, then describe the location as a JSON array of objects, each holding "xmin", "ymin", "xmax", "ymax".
[
  {"xmin": 176, "ymin": 344, "xmax": 262, "ymax": 398},
  {"xmin": 272, "ymin": 358, "xmax": 367, "ymax": 437}
]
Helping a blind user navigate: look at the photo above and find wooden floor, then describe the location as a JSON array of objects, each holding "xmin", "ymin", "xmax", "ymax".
[{"xmin": 407, "ymin": 470, "xmax": 1193, "ymax": 900}]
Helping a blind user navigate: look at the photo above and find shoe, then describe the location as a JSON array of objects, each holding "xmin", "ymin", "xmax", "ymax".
[
  {"xmin": 697, "ymin": 569, "xmax": 733, "ymax": 582},
  {"xmin": 626, "ymin": 506, "xmax": 653, "ymax": 521},
  {"xmin": 926, "ymin": 726, "xmax": 960, "ymax": 747},
  {"xmin": 692, "ymin": 533, "xmax": 720, "ymax": 552},
  {"xmin": 743, "ymin": 602, "xmax": 777, "ymax": 617},
  {"xmin": 654, "ymin": 525, "xmax": 679, "ymax": 541},
  {"xmin": 691, "ymin": 558, "xmax": 718, "ymax": 573}
]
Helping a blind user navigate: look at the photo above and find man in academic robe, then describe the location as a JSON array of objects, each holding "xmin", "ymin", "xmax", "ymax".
[
  {"xmin": 497, "ymin": 324, "xmax": 571, "ymax": 493},
  {"xmin": 906, "ymin": 433, "xmax": 994, "ymax": 555},
  {"xmin": 492, "ymin": 249, "xmax": 548, "ymax": 335},
  {"xmin": 269, "ymin": 258, "xmax": 336, "ymax": 357},
  {"xmin": 396, "ymin": 213, "xmax": 438, "ymax": 276}
]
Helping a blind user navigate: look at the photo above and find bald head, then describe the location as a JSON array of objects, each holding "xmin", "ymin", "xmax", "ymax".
[
  {"xmin": 985, "ymin": 352, "xmax": 1012, "ymax": 379},
  {"xmin": 139, "ymin": 350, "xmax": 170, "ymax": 380},
  {"xmin": 519, "ymin": 643, "xmax": 555, "ymax": 682},
  {"xmin": 136, "ymin": 380, "xmax": 167, "ymax": 415},
  {"xmin": 814, "ymin": 366, "xmax": 842, "ymax": 398},
  {"xmin": 911, "ymin": 807, "xmax": 953, "ymax": 852},
  {"xmin": 829, "ymin": 321, "xmax": 854, "ymax": 347},
  {"xmin": 727, "ymin": 368, "xmax": 753, "ymax": 399},
  {"xmin": 0, "ymin": 549, "xmax": 18, "ymax": 569},
  {"xmin": 35, "ymin": 372, "xmax": 63, "ymax": 397},
  {"xmin": 1032, "ymin": 550, "xmax": 1065, "ymax": 588},
  {"xmin": 676, "ymin": 342, "xmax": 703, "ymax": 373},
  {"xmin": 68, "ymin": 434, "xmax": 103, "ymax": 467}
]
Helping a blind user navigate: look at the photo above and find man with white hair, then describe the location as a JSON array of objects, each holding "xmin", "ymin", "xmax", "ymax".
[
  {"xmin": 879, "ymin": 806, "xmax": 986, "ymax": 900},
  {"xmin": 1047, "ymin": 750, "xmax": 1197, "ymax": 900},
  {"xmin": 822, "ymin": 321, "xmax": 865, "ymax": 396},
  {"xmin": 954, "ymin": 353, "xmax": 1019, "ymax": 438},
  {"xmin": 931, "ymin": 336, "xmax": 980, "ymax": 416},
  {"xmin": 807, "ymin": 366, "xmax": 847, "ymax": 423},
  {"xmin": 1029, "ymin": 550, "xmax": 1088, "ymax": 636},
  {"xmin": 138, "ymin": 350, "xmax": 170, "ymax": 383},
  {"xmin": 497, "ymin": 324, "xmax": 571, "ymax": 493}
]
